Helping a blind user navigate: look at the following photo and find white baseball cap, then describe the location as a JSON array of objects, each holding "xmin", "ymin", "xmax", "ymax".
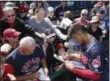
[
  {"xmin": 81, "ymin": 9, "xmax": 88, "ymax": 14},
  {"xmin": 47, "ymin": 7, "xmax": 54, "ymax": 12}
]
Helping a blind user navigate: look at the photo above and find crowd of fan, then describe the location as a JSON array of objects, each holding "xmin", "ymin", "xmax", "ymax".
[{"xmin": 0, "ymin": 1, "xmax": 109, "ymax": 81}]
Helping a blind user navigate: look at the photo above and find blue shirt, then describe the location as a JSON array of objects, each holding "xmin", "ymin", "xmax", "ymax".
[
  {"xmin": 100, "ymin": 17, "xmax": 109, "ymax": 30},
  {"xmin": 81, "ymin": 37, "xmax": 105, "ymax": 73},
  {"xmin": 6, "ymin": 45, "xmax": 44, "ymax": 76},
  {"xmin": 68, "ymin": 39, "xmax": 81, "ymax": 54}
]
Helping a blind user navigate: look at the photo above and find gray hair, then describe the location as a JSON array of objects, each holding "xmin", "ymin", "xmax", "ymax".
[
  {"xmin": 19, "ymin": 36, "xmax": 36, "ymax": 49},
  {"xmin": 2, "ymin": 7, "xmax": 14, "ymax": 13}
]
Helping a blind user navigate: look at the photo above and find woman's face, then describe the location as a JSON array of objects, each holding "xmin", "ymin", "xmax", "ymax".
[
  {"xmin": 6, "ymin": 36, "xmax": 19, "ymax": 43},
  {"xmin": 37, "ymin": 8, "xmax": 45, "ymax": 20},
  {"xmin": 91, "ymin": 22, "xmax": 99, "ymax": 27}
]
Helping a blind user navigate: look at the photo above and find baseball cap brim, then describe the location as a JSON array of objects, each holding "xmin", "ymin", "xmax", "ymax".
[
  {"xmin": 90, "ymin": 20, "xmax": 99, "ymax": 23},
  {"xmin": 13, "ymin": 32, "xmax": 21, "ymax": 37}
]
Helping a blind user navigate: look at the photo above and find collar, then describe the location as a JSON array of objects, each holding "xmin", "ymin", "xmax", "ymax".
[{"xmin": 85, "ymin": 37, "xmax": 95, "ymax": 49}]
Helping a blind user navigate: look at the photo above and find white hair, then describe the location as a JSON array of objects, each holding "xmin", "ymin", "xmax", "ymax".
[
  {"xmin": 81, "ymin": 9, "xmax": 88, "ymax": 14},
  {"xmin": 19, "ymin": 36, "xmax": 36, "ymax": 48},
  {"xmin": 2, "ymin": 7, "xmax": 14, "ymax": 13}
]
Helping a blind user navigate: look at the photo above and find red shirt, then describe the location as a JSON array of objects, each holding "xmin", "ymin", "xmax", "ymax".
[
  {"xmin": 74, "ymin": 18, "xmax": 90, "ymax": 27},
  {"xmin": 2, "ymin": 64, "xmax": 14, "ymax": 80}
]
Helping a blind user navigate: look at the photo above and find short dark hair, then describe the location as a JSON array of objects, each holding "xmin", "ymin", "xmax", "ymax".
[
  {"xmin": 68, "ymin": 24, "xmax": 87, "ymax": 39},
  {"xmin": 35, "ymin": 7, "xmax": 44, "ymax": 13}
]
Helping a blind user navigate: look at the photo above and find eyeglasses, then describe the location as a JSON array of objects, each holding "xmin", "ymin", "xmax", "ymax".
[{"xmin": 7, "ymin": 14, "xmax": 15, "ymax": 18}]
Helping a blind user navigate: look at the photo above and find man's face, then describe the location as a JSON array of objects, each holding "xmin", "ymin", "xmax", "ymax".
[
  {"xmin": 81, "ymin": 13, "xmax": 88, "ymax": 20},
  {"xmin": 4, "ymin": 10, "xmax": 16, "ymax": 23},
  {"xmin": 20, "ymin": 44, "xmax": 36, "ymax": 55},
  {"xmin": 72, "ymin": 33, "xmax": 83, "ymax": 44},
  {"xmin": 49, "ymin": 12, "xmax": 54, "ymax": 17}
]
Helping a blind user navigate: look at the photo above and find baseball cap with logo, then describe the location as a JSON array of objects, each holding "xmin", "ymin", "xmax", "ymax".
[
  {"xmin": 4, "ymin": 2, "xmax": 18, "ymax": 8},
  {"xmin": 3, "ymin": 28, "xmax": 21, "ymax": 37}
]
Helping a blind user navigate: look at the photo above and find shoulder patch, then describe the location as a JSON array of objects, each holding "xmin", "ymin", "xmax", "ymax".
[{"xmin": 91, "ymin": 56, "xmax": 101, "ymax": 68}]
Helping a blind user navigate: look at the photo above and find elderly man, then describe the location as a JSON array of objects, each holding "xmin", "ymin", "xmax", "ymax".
[
  {"xmin": 64, "ymin": 24, "xmax": 108, "ymax": 81},
  {"xmin": 74, "ymin": 9, "xmax": 90, "ymax": 27},
  {"xmin": 6, "ymin": 36, "xmax": 48, "ymax": 81}
]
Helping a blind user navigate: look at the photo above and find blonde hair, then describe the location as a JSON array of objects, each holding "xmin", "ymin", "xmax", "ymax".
[
  {"xmin": 2, "ymin": 7, "xmax": 14, "ymax": 13},
  {"xmin": 64, "ymin": 11, "xmax": 73, "ymax": 19}
]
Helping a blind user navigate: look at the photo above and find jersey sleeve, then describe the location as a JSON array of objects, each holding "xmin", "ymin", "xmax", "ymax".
[
  {"xmin": 4, "ymin": 64, "xmax": 14, "ymax": 77},
  {"xmin": 88, "ymin": 47, "xmax": 105, "ymax": 74}
]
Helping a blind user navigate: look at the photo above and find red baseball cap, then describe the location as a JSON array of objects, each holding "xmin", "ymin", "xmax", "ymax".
[
  {"xmin": 57, "ymin": 43, "xmax": 64, "ymax": 49},
  {"xmin": 3, "ymin": 28, "xmax": 21, "ymax": 37}
]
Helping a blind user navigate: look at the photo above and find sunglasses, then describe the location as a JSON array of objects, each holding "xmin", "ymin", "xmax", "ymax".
[
  {"xmin": 93, "ymin": 22, "xmax": 99, "ymax": 24},
  {"xmin": 7, "ymin": 14, "xmax": 15, "ymax": 18},
  {"xmin": 7, "ymin": 36, "xmax": 18, "ymax": 38},
  {"xmin": 82, "ymin": 14, "xmax": 87, "ymax": 16}
]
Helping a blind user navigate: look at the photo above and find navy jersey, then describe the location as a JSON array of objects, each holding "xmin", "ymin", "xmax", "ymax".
[
  {"xmin": 6, "ymin": 45, "xmax": 44, "ymax": 76},
  {"xmin": 81, "ymin": 37, "xmax": 105, "ymax": 73}
]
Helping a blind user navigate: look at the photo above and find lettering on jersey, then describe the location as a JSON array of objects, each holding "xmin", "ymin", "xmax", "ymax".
[
  {"xmin": 91, "ymin": 56, "xmax": 101, "ymax": 68},
  {"xmin": 21, "ymin": 57, "xmax": 40, "ymax": 73},
  {"xmin": 81, "ymin": 53, "xmax": 88, "ymax": 64}
]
